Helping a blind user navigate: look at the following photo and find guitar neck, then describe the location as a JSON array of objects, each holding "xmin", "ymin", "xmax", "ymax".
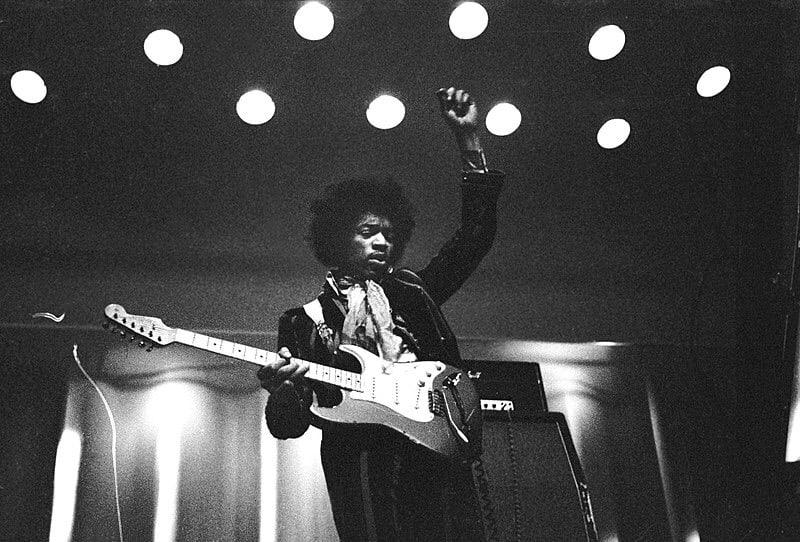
[{"xmin": 173, "ymin": 328, "xmax": 363, "ymax": 392}]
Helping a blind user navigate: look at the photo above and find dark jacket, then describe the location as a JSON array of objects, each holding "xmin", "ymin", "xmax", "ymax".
[
  {"xmin": 266, "ymin": 170, "xmax": 504, "ymax": 542},
  {"xmin": 266, "ymin": 169, "xmax": 504, "ymax": 440}
]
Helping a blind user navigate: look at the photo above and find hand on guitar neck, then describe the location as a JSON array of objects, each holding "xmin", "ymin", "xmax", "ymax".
[{"xmin": 257, "ymin": 347, "xmax": 312, "ymax": 407}]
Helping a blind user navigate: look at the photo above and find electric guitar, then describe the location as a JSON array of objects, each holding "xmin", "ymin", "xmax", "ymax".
[{"xmin": 103, "ymin": 304, "xmax": 482, "ymax": 460}]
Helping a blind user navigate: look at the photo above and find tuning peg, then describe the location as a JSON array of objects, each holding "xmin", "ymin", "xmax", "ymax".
[
  {"xmin": 138, "ymin": 340, "xmax": 146, "ymax": 348},
  {"xmin": 146, "ymin": 345, "xmax": 154, "ymax": 352},
  {"xmin": 119, "ymin": 330, "xmax": 126, "ymax": 339}
]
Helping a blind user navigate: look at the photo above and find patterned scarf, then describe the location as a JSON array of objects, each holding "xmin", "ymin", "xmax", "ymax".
[{"xmin": 340, "ymin": 279, "xmax": 404, "ymax": 363}]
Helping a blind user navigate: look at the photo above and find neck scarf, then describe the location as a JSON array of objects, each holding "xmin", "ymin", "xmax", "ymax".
[{"xmin": 339, "ymin": 278, "xmax": 404, "ymax": 363}]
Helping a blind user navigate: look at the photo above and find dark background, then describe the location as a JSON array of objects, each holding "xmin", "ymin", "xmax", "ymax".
[
  {"xmin": 2, "ymin": 0, "xmax": 800, "ymax": 539},
  {"xmin": 2, "ymin": 0, "xmax": 774, "ymax": 343}
]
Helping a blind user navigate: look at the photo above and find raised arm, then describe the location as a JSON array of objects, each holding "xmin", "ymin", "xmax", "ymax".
[{"xmin": 417, "ymin": 88, "xmax": 505, "ymax": 305}]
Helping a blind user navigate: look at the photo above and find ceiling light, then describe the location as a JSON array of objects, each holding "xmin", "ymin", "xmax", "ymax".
[
  {"xmin": 366, "ymin": 95, "xmax": 405, "ymax": 130},
  {"xmin": 485, "ymin": 102, "xmax": 522, "ymax": 136},
  {"xmin": 588, "ymin": 25, "xmax": 626, "ymax": 61},
  {"xmin": 449, "ymin": 2, "xmax": 489, "ymax": 40},
  {"xmin": 294, "ymin": 2, "xmax": 335, "ymax": 41},
  {"xmin": 143, "ymin": 29, "xmax": 184, "ymax": 66},
  {"xmin": 10, "ymin": 70, "xmax": 47, "ymax": 104},
  {"xmin": 696, "ymin": 66, "xmax": 731, "ymax": 98},
  {"xmin": 237, "ymin": 90, "xmax": 276, "ymax": 125},
  {"xmin": 596, "ymin": 118, "xmax": 630, "ymax": 149}
]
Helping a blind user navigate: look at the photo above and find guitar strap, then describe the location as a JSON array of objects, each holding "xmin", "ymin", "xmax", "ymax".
[{"xmin": 303, "ymin": 298, "xmax": 338, "ymax": 355}]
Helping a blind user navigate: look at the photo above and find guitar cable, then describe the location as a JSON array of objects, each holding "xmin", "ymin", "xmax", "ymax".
[{"xmin": 72, "ymin": 344, "xmax": 125, "ymax": 542}]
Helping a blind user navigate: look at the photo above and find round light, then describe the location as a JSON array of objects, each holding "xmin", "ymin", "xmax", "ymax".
[
  {"xmin": 596, "ymin": 118, "xmax": 631, "ymax": 149},
  {"xmin": 143, "ymin": 29, "xmax": 184, "ymax": 66},
  {"xmin": 449, "ymin": 2, "xmax": 489, "ymax": 40},
  {"xmin": 588, "ymin": 25, "xmax": 626, "ymax": 61},
  {"xmin": 294, "ymin": 1, "xmax": 335, "ymax": 41},
  {"xmin": 236, "ymin": 90, "xmax": 276, "ymax": 125},
  {"xmin": 10, "ymin": 70, "xmax": 47, "ymax": 104},
  {"xmin": 696, "ymin": 66, "xmax": 731, "ymax": 98},
  {"xmin": 366, "ymin": 95, "xmax": 405, "ymax": 130},
  {"xmin": 485, "ymin": 102, "xmax": 522, "ymax": 136}
]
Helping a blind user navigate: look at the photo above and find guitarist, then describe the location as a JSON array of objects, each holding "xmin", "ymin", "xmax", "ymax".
[{"xmin": 257, "ymin": 87, "xmax": 505, "ymax": 541}]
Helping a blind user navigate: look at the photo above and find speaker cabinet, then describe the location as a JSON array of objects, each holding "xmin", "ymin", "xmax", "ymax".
[{"xmin": 479, "ymin": 412, "xmax": 598, "ymax": 542}]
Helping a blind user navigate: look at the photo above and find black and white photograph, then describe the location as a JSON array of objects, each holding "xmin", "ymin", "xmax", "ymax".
[{"xmin": 1, "ymin": 1, "xmax": 798, "ymax": 540}]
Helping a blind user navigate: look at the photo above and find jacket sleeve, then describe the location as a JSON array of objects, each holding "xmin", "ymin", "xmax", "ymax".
[
  {"xmin": 417, "ymin": 169, "xmax": 505, "ymax": 306},
  {"xmin": 264, "ymin": 310, "xmax": 313, "ymax": 439}
]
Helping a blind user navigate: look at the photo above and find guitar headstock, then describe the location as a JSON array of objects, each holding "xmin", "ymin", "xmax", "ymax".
[{"xmin": 103, "ymin": 304, "xmax": 177, "ymax": 347}]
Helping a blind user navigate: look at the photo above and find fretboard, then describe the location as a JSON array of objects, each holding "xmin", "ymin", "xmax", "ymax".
[{"xmin": 174, "ymin": 328, "xmax": 363, "ymax": 391}]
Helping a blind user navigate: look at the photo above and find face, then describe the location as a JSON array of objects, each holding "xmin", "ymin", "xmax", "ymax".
[{"xmin": 341, "ymin": 213, "xmax": 396, "ymax": 279}]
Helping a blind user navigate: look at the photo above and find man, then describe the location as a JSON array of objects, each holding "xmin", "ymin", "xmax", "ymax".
[{"xmin": 258, "ymin": 87, "xmax": 504, "ymax": 541}]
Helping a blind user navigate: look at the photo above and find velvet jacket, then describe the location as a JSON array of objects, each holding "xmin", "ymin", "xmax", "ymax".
[{"xmin": 265, "ymin": 169, "xmax": 505, "ymax": 440}]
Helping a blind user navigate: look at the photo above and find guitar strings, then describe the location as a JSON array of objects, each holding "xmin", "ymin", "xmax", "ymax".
[{"xmin": 72, "ymin": 344, "xmax": 125, "ymax": 542}]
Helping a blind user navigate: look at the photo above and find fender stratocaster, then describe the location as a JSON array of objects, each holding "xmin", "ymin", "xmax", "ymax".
[{"xmin": 103, "ymin": 304, "xmax": 482, "ymax": 460}]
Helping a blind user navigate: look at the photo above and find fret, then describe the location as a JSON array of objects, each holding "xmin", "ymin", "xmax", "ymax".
[
  {"xmin": 231, "ymin": 342, "xmax": 247, "ymax": 360},
  {"xmin": 254, "ymin": 348, "xmax": 269, "ymax": 366},
  {"xmin": 193, "ymin": 332, "xmax": 210, "ymax": 349},
  {"xmin": 219, "ymin": 340, "xmax": 235, "ymax": 357},
  {"xmin": 242, "ymin": 345, "xmax": 257, "ymax": 363},
  {"xmin": 207, "ymin": 336, "xmax": 223, "ymax": 354}
]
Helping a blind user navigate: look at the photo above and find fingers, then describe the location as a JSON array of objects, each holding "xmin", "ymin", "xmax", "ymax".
[
  {"xmin": 276, "ymin": 360, "xmax": 309, "ymax": 383},
  {"xmin": 436, "ymin": 87, "xmax": 474, "ymax": 116},
  {"xmin": 257, "ymin": 348, "xmax": 308, "ymax": 393}
]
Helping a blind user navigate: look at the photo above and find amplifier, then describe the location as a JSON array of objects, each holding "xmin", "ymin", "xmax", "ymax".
[
  {"xmin": 464, "ymin": 360, "xmax": 548, "ymax": 417},
  {"xmin": 478, "ymin": 412, "xmax": 599, "ymax": 542}
]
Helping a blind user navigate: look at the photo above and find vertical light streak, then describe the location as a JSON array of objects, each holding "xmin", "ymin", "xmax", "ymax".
[
  {"xmin": 150, "ymin": 383, "xmax": 192, "ymax": 542},
  {"xmin": 49, "ymin": 427, "xmax": 82, "ymax": 542},
  {"xmin": 259, "ymin": 413, "xmax": 278, "ymax": 542},
  {"xmin": 647, "ymin": 384, "xmax": 688, "ymax": 542},
  {"xmin": 786, "ymin": 336, "xmax": 800, "ymax": 461}
]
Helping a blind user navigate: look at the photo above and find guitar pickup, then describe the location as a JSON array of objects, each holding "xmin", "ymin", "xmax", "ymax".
[{"xmin": 480, "ymin": 399, "xmax": 514, "ymax": 412}]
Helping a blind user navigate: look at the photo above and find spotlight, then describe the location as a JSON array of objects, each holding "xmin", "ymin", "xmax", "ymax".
[
  {"xmin": 696, "ymin": 66, "xmax": 731, "ymax": 98},
  {"xmin": 236, "ymin": 90, "xmax": 276, "ymax": 125},
  {"xmin": 588, "ymin": 25, "xmax": 626, "ymax": 61},
  {"xmin": 485, "ymin": 102, "xmax": 522, "ymax": 136},
  {"xmin": 366, "ymin": 95, "xmax": 405, "ymax": 130},
  {"xmin": 294, "ymin": 1, "xmax": 335, "ymax": 41},
  {"xmin": 10, "ymin": 70, "xmax": 47, "ymax": 104},
  {"xmin": 596, "ymin": 118, "xmax": 630, "ymax": 149},
  {"xmin": 143, "ymin": 29, "xmax": 184, "ymax": 66},
  {"xmin": 449, "ymin": 2, "xmax": 489, "ymax": 40}
]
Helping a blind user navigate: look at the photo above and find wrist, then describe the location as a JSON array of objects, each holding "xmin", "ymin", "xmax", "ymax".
[
  {"xmin": 455, "ymin": 130, "xmax": 481, "ymax": 152},
  {"xmin": 460, "ymin": 148, "xmax": 488, "ymax": 173}
]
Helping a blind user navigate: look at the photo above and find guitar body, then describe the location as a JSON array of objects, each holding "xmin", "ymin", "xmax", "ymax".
[{"xmin": 309, "ymin": 344, "xmax": 483, "ymax": 459}]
